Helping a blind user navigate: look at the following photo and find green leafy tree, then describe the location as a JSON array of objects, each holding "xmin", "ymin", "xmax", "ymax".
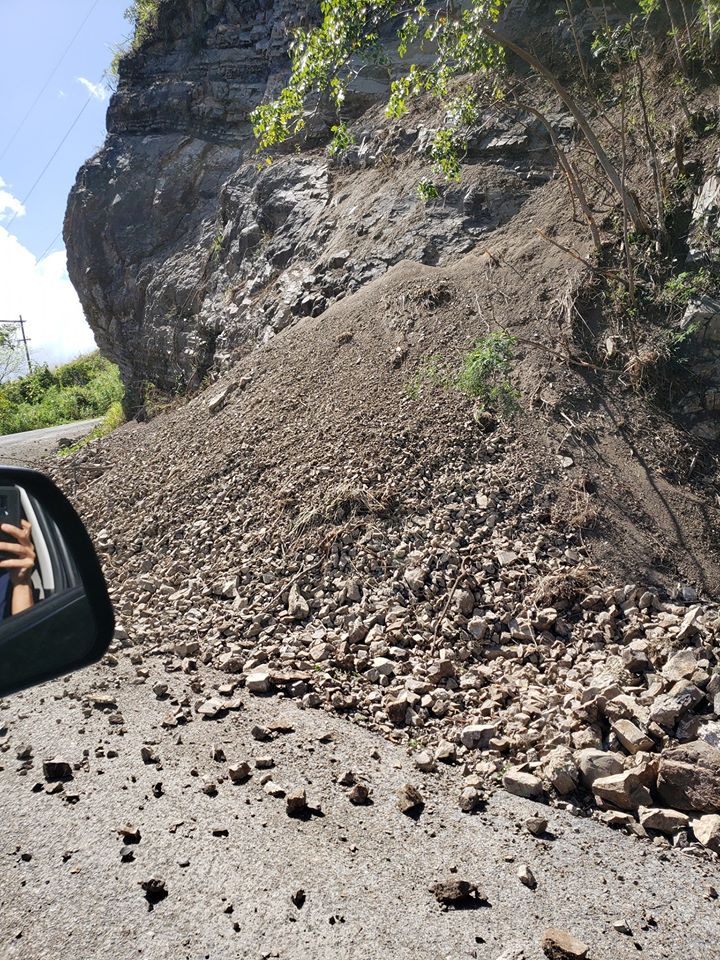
[{"xmin": 251, "ymin": 0, "xmax": 655, "ymax": 234}]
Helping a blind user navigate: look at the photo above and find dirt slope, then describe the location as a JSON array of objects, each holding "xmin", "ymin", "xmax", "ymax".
[{"xmin": 60, "ymin": 178, "xmax": 720, "ymax": 594}]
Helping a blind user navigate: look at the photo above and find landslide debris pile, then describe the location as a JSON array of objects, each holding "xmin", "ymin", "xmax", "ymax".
[
  {"xmin": 57, "ymin": 0, "xmax": 720, "ymax": 865},
  {"xmin": 54, "ymin": 258, "xmax": 720, "ymax": 856}
]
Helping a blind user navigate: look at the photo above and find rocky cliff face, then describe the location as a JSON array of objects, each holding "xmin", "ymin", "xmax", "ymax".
[
  {"xmin": 65, "ymin": 0, "xmax": 567, "ymax": 411},
  {"xmin": 65, "ymin": 0, "xmax": 720, "ymax": 438},
  {"xmin": 65, "ymin": 0, "xmax": 317, "ymax": 410}
]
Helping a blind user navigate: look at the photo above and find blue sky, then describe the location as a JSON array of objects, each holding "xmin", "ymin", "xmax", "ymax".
[{"xmin": 0, "ymin": 0, "xmax": 130, "ymax": 368}]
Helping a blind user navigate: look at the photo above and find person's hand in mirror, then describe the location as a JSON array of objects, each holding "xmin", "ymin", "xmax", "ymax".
[{"xmin": 0, "ymin": 521, "xmax": 36, "ymax": 616}]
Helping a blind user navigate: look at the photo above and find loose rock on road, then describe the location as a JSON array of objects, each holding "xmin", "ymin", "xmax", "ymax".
[{"xmin": 1, "ymin": 652, "xmax": 719, "ymax": 960}]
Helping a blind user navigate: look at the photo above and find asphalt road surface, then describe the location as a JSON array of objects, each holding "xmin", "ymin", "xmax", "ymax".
[
  {"xmin": 0, "ymin": 419, "xmax": 101, "ymax": 467},
  {"xmin": 1, "ymin": 651, "xmax": 719, "ymax": 960}
]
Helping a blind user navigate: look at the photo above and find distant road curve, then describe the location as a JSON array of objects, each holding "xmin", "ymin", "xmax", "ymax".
[{"xmin": 0, "ymin": 418, "xmax": 101, "ymax": 467}]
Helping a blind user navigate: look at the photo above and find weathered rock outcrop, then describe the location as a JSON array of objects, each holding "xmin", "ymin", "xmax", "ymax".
[
  {"xmin": 66, "ymin": 0, "xmax": 320, "ymax": 411},
  {"xmin": 65, "ymin": 0, "xmax": 565, "ymax": 412}
]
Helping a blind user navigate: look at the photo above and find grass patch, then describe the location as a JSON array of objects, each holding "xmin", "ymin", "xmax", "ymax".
[
  {"xmin": 405, "ymin": 333, "xmax": 519, "ymax": 417},
  {"xmin": 456, "ymin": 332, "xmax": 518, "ymax": 417},
  {"xmin": 110, "ymin": 0, "xmax": 161, "ymax": 77},
  {"xmin": 0, "ymin": 353, "xmax": 124, "ymax": 436},
  {"xmin": 404, "ymin": 356, "xmax": 447, "ymax": 399}
]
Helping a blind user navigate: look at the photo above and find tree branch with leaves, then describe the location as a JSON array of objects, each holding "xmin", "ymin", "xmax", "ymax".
[{"xmin": 251, "ymin": 0, "xmax": 661, "ymax": 237}]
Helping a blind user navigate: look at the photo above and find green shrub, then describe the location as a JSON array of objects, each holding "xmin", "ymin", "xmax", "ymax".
[
  {"xmin": 456, "ymin": 332, "xmax": 518, "ymax": 416},
  {"xmin": 109, "ymin": 0, "xmax": 161, "ymax": 77},
  {"xmin": 0, "ymin": 353, "xmax": 124, "ymax": 436},
  {"xmin": 659, "ymin": 268, "xmax": 715, "ymax": 309},
  {"xmin": 417, "ymin": 180, "xmax": 441, "ymax": 203}
]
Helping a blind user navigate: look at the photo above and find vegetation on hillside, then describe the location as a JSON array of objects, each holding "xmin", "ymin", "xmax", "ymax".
[
  {"xmin": 110, "ymin": 0, "xmax": 161, "ymax": 77},
  {"xmin": 0, "ymin": 353, "xmax": 124, "ymax": 436},
  {"xmin": 253, "ymin": 0, "xmax": 720, "ymax": 409},
  {"xmin": 252, "ymin": 1, "xmax": 717, "ymax": 234},
  {"xmin": 0, "ymin": 324, "xmax": 28, "ymax": 386}
]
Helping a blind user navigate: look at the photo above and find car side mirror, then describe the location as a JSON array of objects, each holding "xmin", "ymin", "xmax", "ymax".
[{"xmin": 0, "ymin": 466, "xmax": 114, "ymax": 697}]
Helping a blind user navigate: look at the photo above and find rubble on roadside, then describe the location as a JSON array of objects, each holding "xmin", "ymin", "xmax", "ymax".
[{"xmin": 49, "ymin": 356, "xmax": 720, "ymax": 857}]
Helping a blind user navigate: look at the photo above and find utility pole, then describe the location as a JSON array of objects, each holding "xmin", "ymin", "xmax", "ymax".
[{"xmin": 7, "ymin": 316, "xmax": 32, "ymax": 373}]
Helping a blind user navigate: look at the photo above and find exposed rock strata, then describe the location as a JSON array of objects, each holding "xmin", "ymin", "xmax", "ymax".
[{"xmin": 65, "ymin": 0, "xmax": 564, "ymax": 411}]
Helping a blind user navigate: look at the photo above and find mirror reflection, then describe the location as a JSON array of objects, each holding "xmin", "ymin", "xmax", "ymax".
[
  {"xmin": 0, "ymin": 466, "xmax": 113, "ymax": 699},
  {"xmin": 0, "ymin": 483, "xmax": 75, "ymax": 621}
]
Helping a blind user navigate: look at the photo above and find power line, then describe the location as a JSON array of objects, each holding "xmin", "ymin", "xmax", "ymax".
[
  {"xmin": 4, "ymin": 96, "xmax": 93, "ymax": 230},
  {"xmin": 0, "ymin": 0, "xmax": 102, "ymax": 164},
  {"xmin": 37, "ymin": 229, "xmax": 64, "ymax": 263}
]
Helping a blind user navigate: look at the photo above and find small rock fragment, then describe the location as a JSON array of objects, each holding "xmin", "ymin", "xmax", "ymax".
[
  {"xmin": 517, "ymin": 864, "xmax": 536, "ymax": 890},
  {"xmin": 288, "ymin": 584, "xmax": 310, "ymax": 620},
  {"xmin": 246, "ymin": 671, "xmax": 271, "ymax": 694},
  {"xmin": 228, "ymin": 762, "xmax": 251, "ymax": 783},
  {"xmin": 396, "ymin": 784, "xmax": 424, "ymax": 816},
  {"xmin": 461, "ymin": 724, "xmax": 496, "ymax": 750},
  {"xmin": 286, "ymin": 787, "xmax": 309, "ymax": 818},
  {"xmin": 42, "ymin": 757, "xmax": 73, "ymax": 782},
  {"xmin": 543, "ymin": 746, "xmax": 578, "ymax": 796},
  {"xmin": 592, "ymin": 771, "xmax": 652, "ymax": 812},
  {"xmin": 657, "ymin": 740, "xmax": 720, "ymax": 812},
  {"xmin": 435, "ymin": 741, "xmax": 457, "ymax": 764},
  {"xmin": 638, "ymin": 806, "xmax": 689, "ymax": 834},
  {"xmin": 117, "ymin": 824, "xmax": 141, "ymax": 844},
  {"xmin": 540, "ymin": 928, "xmax": 588, "ymax": 959},
  {"xmin": 503, "ymin": 769, "xmax": 544, "ymax": 800},
  {"xmin": 692, "ymin": 814, "xmax": 720, "ymax": 852},
  {"xmin": 430, "ymin": 879, "xmax": 485, "ymax": 909},
  {"xmin": 459, "ymin": 786, "xmax": 482, "ymax": 813},
  {"xmin": 414, "ymin": 751, "xmax": 436, "ymax": 772},
  {"xmin": 198, "ymin": 698, "xmax": 227, "ymax": 719},
  {"xmin": 140, "ymin": 746, "xmax": 159, "ymax": 765},
  {"xmin": 348, "ymin": 783, "xmax": 371, "ymax": 806},
  {"xmin": 612, "ymin": 719, "xmax": 654, "ymax": 755},
  {"xmin": 140, "ymin": 877, "xmax": 168, "ymax": 910},
  {"xmin": 575, "ymin": 749, "xmax": 624, "ymax": 788},
  {"xmin": 525, "ymin": 816, "xmax": 548, "ymax": 837},
  {"xmin": 264, "ymin": 781, "xmax": 286, "ymax": 798}
]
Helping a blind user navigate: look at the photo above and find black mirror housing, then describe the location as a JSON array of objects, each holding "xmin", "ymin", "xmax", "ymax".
[{"xmin": 0, "ymin": 466, "xmax": 114, "ymax": 697}]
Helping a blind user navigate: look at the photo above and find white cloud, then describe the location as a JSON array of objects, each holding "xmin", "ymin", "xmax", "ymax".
[
  {"xmin": 0, "ymin": 177, "xmax": 25, "ymax": 221},
  {"xmin": 76, "ymin": 77, "xmax": 109, "ymax": 101},
  {"xmin": 0, "ymin": 225, "xmax": 97, "ymax": 369}
]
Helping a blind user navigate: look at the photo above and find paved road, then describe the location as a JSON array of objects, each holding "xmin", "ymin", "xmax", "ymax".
[
  {"xmin": 0, "ymin": 419, "xmax": 101, "ymax": 467},
  {"xmin": 1, "ymin": 652, "xmax": 719, "ymax": 960}
]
